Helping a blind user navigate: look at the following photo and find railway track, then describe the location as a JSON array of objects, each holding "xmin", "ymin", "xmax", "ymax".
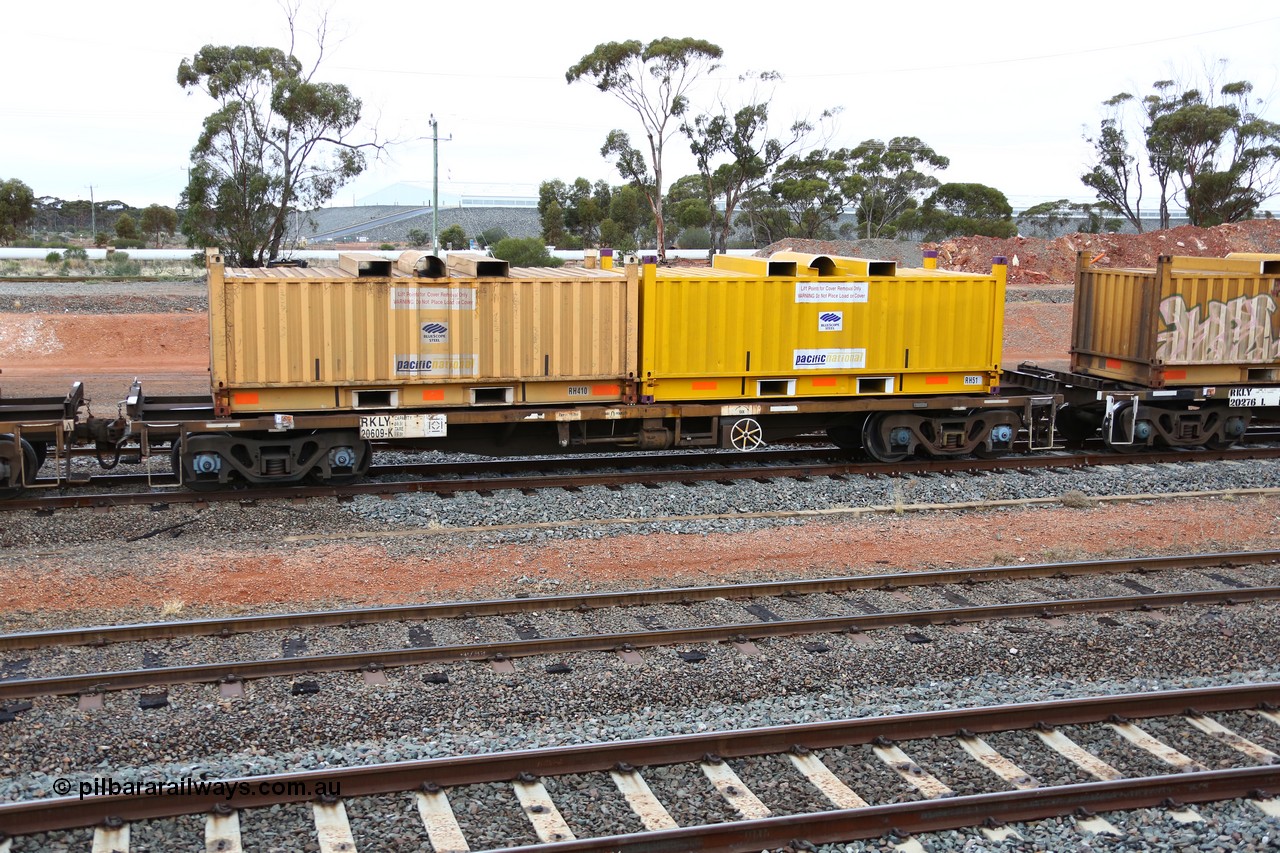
[
  {"xmin": 6, "ymin": 441, "xmax": 1280, "ymax": 513},
  {"xmin": 2, "ymin": 684, "xmax": 1277, "ymax": 850},
  {"xmin": 1, "ymin": 550, "xmax": 1274, "ymax": 702}
]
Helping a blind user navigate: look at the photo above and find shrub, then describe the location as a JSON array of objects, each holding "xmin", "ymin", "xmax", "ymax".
[
  {"xmin": 46, "ymin": 251, "xmax": 62, "ymax": 264},
  {"xmin": 64, "ymin": 247, "xmax": 88, "ymax": 261},
  {"xmin": 112, "ymin": 238, "xmax": 145, "ymax": 250},
  {"xmin": 675, "ymin": 227, "xmax": 711, "ymax": 250},
  {"xmin": 379, "ymin": 243, "xmax": 395, "ymax": 251},
  {"xmin": 438, "ymin": 224, "xmax": 467, "ymax": 250},
  {"xmin": 107, "ymin": 255, "xmax": 142, "ymax": 277},
  {"xmin": 491, "ymin": 237, "xmax": 563, "ymax": 268},
  {"xmin": 93, "ymin": 232, "xmax": 110, "ymax": 248}
]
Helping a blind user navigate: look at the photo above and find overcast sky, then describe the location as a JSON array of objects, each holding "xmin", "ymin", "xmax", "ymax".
[{"xmin": 4, "ymin": 1, "xmax": 1279, "ymax": 213}]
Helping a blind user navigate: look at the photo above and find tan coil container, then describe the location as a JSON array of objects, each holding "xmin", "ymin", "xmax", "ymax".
[
  {"xmin": 1071, "ymin": 252, "xmax": 1280, "ymax": 387},
  {"xmin": 207, "ymin": 252, "xmax": 638, "ymax": 412}
]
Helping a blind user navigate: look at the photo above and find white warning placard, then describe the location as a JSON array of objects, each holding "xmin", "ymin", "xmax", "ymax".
[{"xmin": 795, "ymin": 281, "xmax": 867, "ymax": 303}]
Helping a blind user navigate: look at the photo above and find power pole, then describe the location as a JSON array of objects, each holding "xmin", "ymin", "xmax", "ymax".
[
  {"xmin": 428, "ymin": 115, "xmax": 451, "ymax": 255},
  {"xmin": 86, "ymin": 185, "xmax": 96, "ymax": 238}
]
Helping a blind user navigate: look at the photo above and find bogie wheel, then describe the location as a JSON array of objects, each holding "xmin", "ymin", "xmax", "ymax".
[
  {"xmin": 171, "ymin": 440, "xmax": 225, "ymax": 492},
  {"xmin": 0, "ymin": 436, "xmax": 38, "ymax": 498},
  {"xmin": 728, "ymin": 418, "xmax": 765, "ymax": 451},
  {"xmin": 861, "ymin": 413, "xmax": 911, "ymax": 463}
]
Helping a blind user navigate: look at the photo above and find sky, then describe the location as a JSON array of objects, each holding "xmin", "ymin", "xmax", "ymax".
[{"xmin": 4, "ymin": 1, "xmax": 1280, "ymax": 213}]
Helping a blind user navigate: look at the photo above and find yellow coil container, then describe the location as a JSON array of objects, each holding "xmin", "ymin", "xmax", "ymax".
[
  {"xmin": 208, "ymin": 252, "xmax": 638, "ymax": 412},
  {"xmin": 1071, "ymin": 253, "xmax": 1280, "ymax": 386},
  {"xmin": 637, "ymin": 254, "xmax": 1006, "ymax": 401}
]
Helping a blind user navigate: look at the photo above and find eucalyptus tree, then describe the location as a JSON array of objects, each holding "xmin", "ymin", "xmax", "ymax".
[
  {"xmin": 568, "ymin": 37, "xmax": 723, "ymax": 259},
  {"xmin": 177, "ymin": 9, "xmax": 380, "ymax": 265}
]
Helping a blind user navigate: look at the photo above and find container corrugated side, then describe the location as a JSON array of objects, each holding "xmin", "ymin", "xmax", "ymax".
[
  {"xmin": 637, "ymin": 263, "xmax": 1005, "ymax": 401},
  {"xmin": 209, "ymin": 261, "xmax": 637, "ymax": 410},
  {"xmin": 1071, "ymin": 253, "xmax": 1280, "ymax": 386}
]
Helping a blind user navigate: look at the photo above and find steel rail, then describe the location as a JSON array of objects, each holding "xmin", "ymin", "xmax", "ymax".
[
  {"xmin": 19, "ymin": 446, "xmax": 847, "ymax": 490},
  {"xmin": 2, "ymin": 550, "xmax": 1274, "ymax": 652},
  {"xmin": 2, "ymin": 586, "xmax": 1275, "ymax": 700},
  {"xmin": 0, "ymin": 683, "xmax": 1275, "ymax": 836},
  {"xmin": 5, "ymin": 443, "xmax": 1280, "ymax": 512},
  {"xmin": 487, "ymin": 768, "xmax": 1280, "ymax": 853}
]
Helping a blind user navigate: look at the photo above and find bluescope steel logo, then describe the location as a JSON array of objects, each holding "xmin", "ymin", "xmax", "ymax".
[
  {"xmin": 793, "ymin": 348, "xmax": 866, "ymax": 369},
  {"xmin": 420, "ymin": 321, "xmax": 448, "ymax": 343},
  {"xmin": 818, "ymin": 311, "xmax": 843, "ymax": 332}
]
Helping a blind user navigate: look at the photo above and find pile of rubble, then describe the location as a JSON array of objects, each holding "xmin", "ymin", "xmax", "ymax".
[{"xmin": 763, "ymin": 219, "xmax": 1280, "ymax": 284}]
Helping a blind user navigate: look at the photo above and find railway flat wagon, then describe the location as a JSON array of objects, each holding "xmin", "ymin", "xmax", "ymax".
[
  {"xmin": 1010, "ymin": 251, "xmax": 1280, "ymax": 448},
  {"xmin": 638, "ymin": 251, "xmax": 1019, "ymax": 459},
  {"xmin": 169, "ymin": 250, "xmax": 1055, "ymax": 487}
]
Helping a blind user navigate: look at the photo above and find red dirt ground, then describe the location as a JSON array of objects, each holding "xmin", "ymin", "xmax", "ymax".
[{"xmin": 0, "ymin": 497, "xmax": 1274, "ymax": 613}]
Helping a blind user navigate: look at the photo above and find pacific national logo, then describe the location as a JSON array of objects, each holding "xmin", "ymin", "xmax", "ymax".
[
  {"xmin": 420, "ymin": 321, "xmax": 448, "ymax": 343},
  {"xmin": 818, "ymin": 311, "xmax": 843, "ymax": 332},
  {"xmin": 793, "ymin": 347, "xmax": 865, "ymax": 369}
]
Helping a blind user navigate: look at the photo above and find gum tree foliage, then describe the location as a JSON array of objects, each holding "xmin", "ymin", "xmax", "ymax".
[
  {"xmin": 601, "ymin": 185, "xmax": 653, "ymax": 252},
  {"xmin": 765, "ymin": 148, "xmax": 857, "ymax": 239},
  {"xmin": 901, "ymin": 183, "xmax": 1017, "ymax": 241},
  {"xmin": 114, "ymin": 213, "xmax": 138, "ymax": 240},
  {"xmin": 0, "ymin": 178, "xmax": 35, "ymax": 245},
  {"xmin": 140, "ymin": 204, "xmax": 178, "ymax": 246},
  {"xmin": 1081, "ymin": 94, "xmax": 1145, "ymax": 231},
  {"xmin": 664, "ymin": 173, "xmax": 714, "ymax": 233},
  {"xmin": 177, "ymin": 12, "xmax": 378, "ymax": 266},
  {"xmin": 538, "ymin": 178, "xmax": 612, "ymax": 248},
  {"xmin": 567, "ymin": 37, "xmax": 723, "ymax": 259},
  {"xmin": 847, "ymin": 137, "xmax": 949, "ymax": 239},
  {"xmin": 437, "ymin": 224, "xmax": 468, "ymax": 250},
  {"xmin": 680, "ymin": 71, "xmax": 824, "ymax": 257},
  {"xmin": 1082, "ymin": 70, "xmax": 1280, "ymax": 228},
  {"xmin": 1016, "ymin": 199, "xmax": 1122, "ymax": 236}
]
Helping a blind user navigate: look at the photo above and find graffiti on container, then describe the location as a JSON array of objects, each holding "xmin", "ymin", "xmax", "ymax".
[{"xmin": 1156, "ymin": 293, "xmax": 1280, "ymax": 364}]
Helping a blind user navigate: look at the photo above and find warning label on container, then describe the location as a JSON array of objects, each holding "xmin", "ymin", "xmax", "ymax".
[
  {"xmin": 792, "ymin": 348, "xmax": 866, "ymax": 370},
  {"xmin": 795, "ymin": 281, "xmax": 867, "ymax": 304},
  {"xmin": 391, "ymin": 287, "xmax": 476, "ymax": 311},
  {"xmin": 394, "ymin": 354, "xmax": 478, "ymax": 376}
]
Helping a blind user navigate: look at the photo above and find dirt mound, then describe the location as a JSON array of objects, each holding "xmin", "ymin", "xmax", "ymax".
[
  {"xmin": 928, "ymin": 219, "xmax": 1280, "ymax": 284},
  {"xmin": 761, "ymin": 220, "xmax": 1280, "ymax": 284}
]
